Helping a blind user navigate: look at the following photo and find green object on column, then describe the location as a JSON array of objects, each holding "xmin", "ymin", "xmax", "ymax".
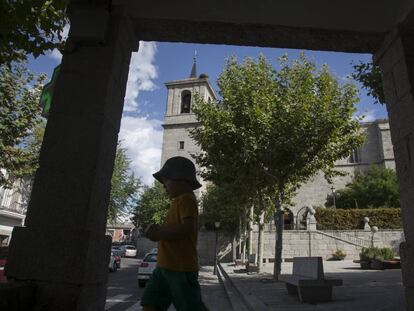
[{"xmin": 39, "ymin": 64, "xmax": 61, "ymax": 118}]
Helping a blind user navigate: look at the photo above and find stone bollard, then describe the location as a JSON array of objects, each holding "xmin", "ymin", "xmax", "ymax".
[
  {"xmin": 306, "ymin": 206, "xmax": 317, "ymax": 231},
  {"xmin": 364, "ymin": 217, "xmax": 371, "ymax": 231},
  {"xmin": 371, "ymin": 226, "xmax": 379, "ymax": 247}
]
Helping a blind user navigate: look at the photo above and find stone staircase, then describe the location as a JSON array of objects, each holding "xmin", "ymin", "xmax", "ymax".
[{"xmin": 315, "ymin": 230, "xmax": 372, "ymax": 248}]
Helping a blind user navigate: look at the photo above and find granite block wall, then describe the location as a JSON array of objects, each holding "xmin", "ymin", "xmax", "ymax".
[{"xmin": 135, "ymin": 229, "xmax": 404, "ymax": 265}]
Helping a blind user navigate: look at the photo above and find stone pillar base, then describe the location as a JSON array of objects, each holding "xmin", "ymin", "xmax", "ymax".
[
  {"xmin": 6, "ymin": 227, "xmax": 111, "ymax": 310},
  {"xmin": 401, "ymin": 241, "xmax": 414, "ymax": 311},
  {"xmin": 405, "ymin": 287, "xmax": 414, "ymax": 311}
]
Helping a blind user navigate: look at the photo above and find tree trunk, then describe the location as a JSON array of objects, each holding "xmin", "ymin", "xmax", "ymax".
[
  {"xmin": 273, "ymin": 185, "xmax": 285, "ymax": 279},
  {"xmin": 242, "ymin": 228, "xmax": 246, "ymax": 264},
  {"xmin": 257, "ymin": 211, "xmax": 265, "ymax": 272},
  {"xmin": 232, "ymin": 235, "xmax": 237, "ymax": 262},
  {"xmin": 238, "ymin": 218, "xmax": 242, "ymax": 260},
  {"xmin": 248, "ymin": 204, "xmax": 254, "ymax": 263}
]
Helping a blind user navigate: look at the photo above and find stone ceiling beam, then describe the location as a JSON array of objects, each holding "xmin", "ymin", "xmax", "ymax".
[{"xmin": 133, "ymin": 18, "xmax": 385, "ymax": 53}]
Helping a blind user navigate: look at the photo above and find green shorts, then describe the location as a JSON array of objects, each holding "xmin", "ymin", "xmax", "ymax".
[{"xmin": 141, "ymin": 267, "xmax": 209, "ymax": 311}]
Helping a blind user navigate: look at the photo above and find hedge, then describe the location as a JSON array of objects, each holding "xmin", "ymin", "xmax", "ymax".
[{"xmin": 315, "ymin": 207, "xmax": 402, "ymax": 230}]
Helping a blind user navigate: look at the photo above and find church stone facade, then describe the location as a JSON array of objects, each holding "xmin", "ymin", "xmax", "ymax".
[
  {"xmin": 160, "ymin": 67, "xmax": 395, "ymax": 215},
  {"xmin": 292, "ymin": 120, "xmax": 394, "ymax": 213},
  {"xmin": 160, "ymin": 63, "xmax": 216, "ymax": 198}
]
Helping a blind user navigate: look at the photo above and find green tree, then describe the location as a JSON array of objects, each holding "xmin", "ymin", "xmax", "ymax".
[
  {"xmin": 0, "ymin": 0, "xmax": 68, "ymax": 66},
  {"xmin": 352, "ymin": 61, "xmax": 385, "ymax": 105},
  {"xmin": 132, "ymin": 182, "xmax": 170, "ymax": 230},
  {"xmin": 20, "ymin": 120, "xmax": 47, "ymax": 177},
  {"xmin": 108, "ymin": 143, "xmax": 141, "ymax": 223},
  {"xmin": 0, "ymin": 61, "xmax": 46, "ymax": 187},
  {"xmin": 190, "ymin": 54, "xmax": 364, "ymax": 278},
  {"xmin": 326, "ymin": 165, "xmax": 400, "ymax": 209},
  {"xmin": 200, "ymin": 183, "xmax": 250, "ymax": 235}
]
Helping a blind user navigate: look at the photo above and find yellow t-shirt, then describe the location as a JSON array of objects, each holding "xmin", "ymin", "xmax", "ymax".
[{"xmin": 157, "ymin": 192, "xmax": 199, "ymax": 272}]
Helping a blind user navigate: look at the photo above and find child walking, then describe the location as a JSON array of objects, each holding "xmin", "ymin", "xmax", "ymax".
[{"xmin": 141, "ymin": 156, "xmax": 209, "ymax": 311}]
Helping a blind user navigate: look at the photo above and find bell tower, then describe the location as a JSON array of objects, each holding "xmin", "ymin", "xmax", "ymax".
[{"xmin": 160, "ymin": 55, "xmax": 216, "ymax": 195}]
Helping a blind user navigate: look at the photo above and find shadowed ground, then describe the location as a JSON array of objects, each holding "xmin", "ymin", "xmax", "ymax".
[
  {"xmin": 222, "ymin": 260, "xmax": 404, "ymax": 311},
  {"xmin": 105, "ymin": 259, "xmax": 231, "ymax": 310}
]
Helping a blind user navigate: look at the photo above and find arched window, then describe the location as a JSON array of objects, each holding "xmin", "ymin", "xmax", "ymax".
[
  {"xmin": 181, "ymin": 91, "xmax": 191, "ymax": 113},
  {"xmin": 349, "ymin": 148, "xmax": 360, "ymax": 163}
]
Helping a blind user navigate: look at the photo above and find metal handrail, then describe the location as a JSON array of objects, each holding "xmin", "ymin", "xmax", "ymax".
[{"xmin": 315, "ymin": 230, "xmax": 371, "ymax": 248}]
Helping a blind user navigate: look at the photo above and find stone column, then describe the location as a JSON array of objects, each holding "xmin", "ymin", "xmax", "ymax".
[
  {"xmin": 374, "ymin": 25, "xmax": 414, "ymax": 311},
  {"xmin": 5, "ymin": 3, "xmax": 137, "ymax": 310}
]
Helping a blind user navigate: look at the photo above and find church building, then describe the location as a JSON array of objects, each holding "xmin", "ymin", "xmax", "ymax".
[
  {"xmin": 160, "ymin": 58, "xmax": 216, "ymax": 198},
  {"xmin": 159, "ymin": 60, "xmax": 395, "ymax": 220}
]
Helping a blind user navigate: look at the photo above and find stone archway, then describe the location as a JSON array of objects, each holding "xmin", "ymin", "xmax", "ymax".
[
  {"xmin": 283, "ymin": 209, "xmax": 294, "ymax": 230},
  {"xmin": 6, "ymin": 1, "xmax": 414, "ymax": 309}
]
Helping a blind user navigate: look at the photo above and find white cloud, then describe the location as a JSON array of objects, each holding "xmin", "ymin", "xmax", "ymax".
[
  {"xmin": 356, "ymin": 109, "xmax": 377, "ymax": 122},
  {"xmin": 47, "ymin": 24, "xmax": 70, "ymax": 62},
  {"xmin": 119, "ymin": 116, "xmax": 163, "ymax": 185},
  {"xmin": 119, "ymin": 41, "xmax": 162, "ymax": 185},
  {"xmin": 124, "ymin": 42, "xmax": 158, "ymax": 112},
  {"xmin": 49, "ymin": 48, "xmax": 64, "ymax": 62}
]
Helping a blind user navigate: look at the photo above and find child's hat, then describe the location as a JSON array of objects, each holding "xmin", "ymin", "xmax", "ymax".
[{"xmin": 153, "ymin": 156, "xmax": 202, "ymax": 190}]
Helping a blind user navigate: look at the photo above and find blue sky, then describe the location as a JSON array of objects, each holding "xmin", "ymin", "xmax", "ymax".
[{"xmin": 28, "ymin": 40, "xmax": 388, "ymax": 185}]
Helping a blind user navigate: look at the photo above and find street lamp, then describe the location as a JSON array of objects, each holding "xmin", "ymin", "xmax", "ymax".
[
  {"xmin": 330, "ymin": 185, "xmax": 336, "ymax": 208},
  {"xmin": 213, "ymin": 221, "xmax": 221, "ymax": 275}
]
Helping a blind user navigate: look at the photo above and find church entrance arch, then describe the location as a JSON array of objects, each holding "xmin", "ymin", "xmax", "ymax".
[{"xmin": 284, "ymin": 209, "xmax": 294, "ymax": 230}]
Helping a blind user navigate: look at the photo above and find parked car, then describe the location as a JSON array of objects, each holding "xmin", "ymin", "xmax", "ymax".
[
  {"xmin": 111, "ymin": 245, "xmax": 126, "ymax": 257},
  {"xmin": 143, "ymin": 247, "xmax": 157, "ymax": 258},
  {"xmin": 125, "ymin": 245, "xmax": 137, "ymax": 258},
  {"xmin": 0, "ymin": 247, "xmax": 8, "ymax": 283},
  {"xmin": 137, "ymin": 252, "xmax": 157, "ymax": 287},
  {"xmin": 108, "ymin": 251, "xmax": 117, "ymax": 272}
]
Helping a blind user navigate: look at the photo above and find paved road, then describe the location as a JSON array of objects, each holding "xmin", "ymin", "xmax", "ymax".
[
  {"xmin": 105, "ymin": 258, "xmax": 232, "ymax": 311},
  {"xmin": 105, "ymin": 258, "xmax": 142, "ymax": 310}
]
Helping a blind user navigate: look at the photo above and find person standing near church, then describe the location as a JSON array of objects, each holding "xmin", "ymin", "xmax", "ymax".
[{"xmin": 141, "ymin": 156, "xmax": 208, "ymax": 311}]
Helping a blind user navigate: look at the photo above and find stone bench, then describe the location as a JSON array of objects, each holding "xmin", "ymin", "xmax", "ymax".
[{"xmin": 280, "ymin": 256, "xmax": 342, "ymax": 303}]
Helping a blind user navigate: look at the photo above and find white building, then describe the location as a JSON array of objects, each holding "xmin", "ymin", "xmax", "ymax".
[{"xmin": 0, "ymin": 176, "xmax": 30, "ymax": 246}]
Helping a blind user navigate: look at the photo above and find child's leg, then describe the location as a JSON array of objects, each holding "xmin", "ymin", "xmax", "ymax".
[
  {"xmin": 164, "ymin": 270, "xmax": 209, "ymax": 311},
  {"xmin": 141, "ymin": 268, "xmax": 172, "ymax": 311}
]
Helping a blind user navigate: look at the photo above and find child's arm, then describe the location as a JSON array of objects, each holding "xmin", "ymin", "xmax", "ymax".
[{"xmin": 146, "ymin": 217, "xmax": 195, "ymax": 241}]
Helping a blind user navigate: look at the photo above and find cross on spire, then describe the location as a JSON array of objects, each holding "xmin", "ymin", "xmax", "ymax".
[{"xmin": 189, "ymin": 50, "xmax": 197, "ymax": 78}]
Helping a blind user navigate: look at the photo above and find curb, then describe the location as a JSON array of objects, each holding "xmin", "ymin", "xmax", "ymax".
[
  {"xmin": 218, "ymin": 263, "xmax": 269, "ymax": 311},
  {"xmin": 217, "ymin": 263, "xmax": 250, "ymax": 311}
]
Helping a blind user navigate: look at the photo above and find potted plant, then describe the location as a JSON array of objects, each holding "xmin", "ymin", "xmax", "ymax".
[
  {"xmin": 359, "ymin": 247, "xmax": 376, "ymax": 269},
  {"xmin": 331, "ymin": 250, "xmax": 346, "ymax": 260},
  {"xmin": 371, "ymin": 247, "xmax": 396, "ymax": 270},
  {"xmin": 359, "ymin": 247, "xmax": 396, "ymax": 269}
]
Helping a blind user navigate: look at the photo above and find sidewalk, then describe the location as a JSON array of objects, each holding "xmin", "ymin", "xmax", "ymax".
[
  {"xmin": 165, "ymin": 266, "xmax": 232, "ymax": 311},
  {"xmin": 199, "ymin": 266, "xmax": 233, "ymax": 311},
  {"xmin": 219, "ymin": 260, "xmax": 405, "ymax": 311}
]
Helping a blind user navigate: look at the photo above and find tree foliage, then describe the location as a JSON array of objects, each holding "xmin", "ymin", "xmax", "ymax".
[
  {"xmin": 0, "ymin": 61, "xmax": 46, "ymax": 187},
  {"xmin": 200, "ymin": 184, "xmax": 251, "ymax": 235},
  {"xmin": 0, "ymin": 0, "xmax": 68, "ymax": 66},
  {"xmin": 108, "ymin": 143, "xmax": 141, "ymax": 223},
  {"xmin": 192, "ymin": 54, "xmax": 364, "ymax": 189},
  {"xmin": 352, "ymin": 61, "xmax": 385, "ymax": 105},
  {"xmin": 132, "ymin": 182, "xmax": 170, "ymax": 230},
  {"xmin": 190, "ymin": 54, "xmax": 365, "ymax": 277},
  {"xmin": 14, "ymin": 120, "xmax": 47, "ymax": 181},
  {"xmin": 326, "ymin": 165, "xmax": 400, "ymax": 209}
]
